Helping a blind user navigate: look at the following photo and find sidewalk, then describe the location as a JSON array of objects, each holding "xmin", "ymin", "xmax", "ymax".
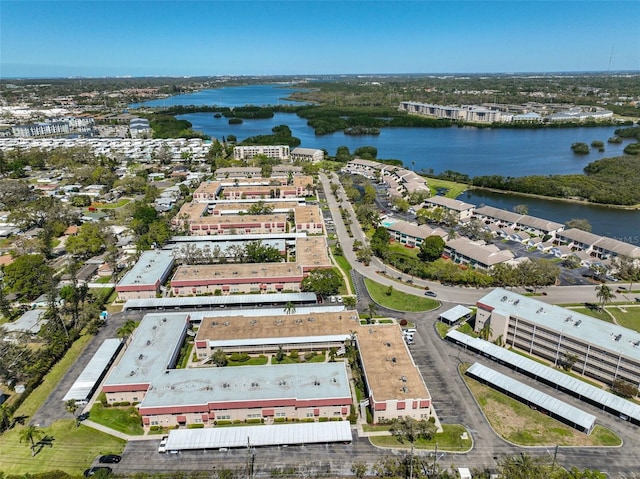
[{"xmin": 82, "ymin": 419, "xmax": 154, "ymax": 441}]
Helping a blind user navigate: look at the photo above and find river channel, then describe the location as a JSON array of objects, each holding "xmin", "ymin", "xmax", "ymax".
[{"xmin": 131, "ymin": 84, "xmax": 640, "ymax": 243}]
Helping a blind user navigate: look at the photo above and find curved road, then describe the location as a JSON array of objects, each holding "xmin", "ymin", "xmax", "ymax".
[
  {"xmin": 319, "ymin": 172, "xmax": 621, "ymax": 307},
  {"xmin": 319, "ymin": 172, "xmax": 640, "ymax": 476}
]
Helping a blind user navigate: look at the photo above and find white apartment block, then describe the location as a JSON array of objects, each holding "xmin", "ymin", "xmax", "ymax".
[{"xmin": 233, "ymin": 145, "xmax": 290, "ymax": 161}]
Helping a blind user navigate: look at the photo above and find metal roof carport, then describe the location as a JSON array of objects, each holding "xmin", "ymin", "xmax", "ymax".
[
  {"xmin": 62, "ymin": 338, "xmax": 123, "ymax": 404},
  {"xmin": 466, "ymin": 362, "xmax": 596, "ymax": 434},
  {"xmin": 165, "ymin": 421, "xmax": 352, "ymax": 451},
  {"xmin": 438, "ymin": 305, "xmax": 472, "ymax": 325},
  {"xmin": 447, "ymin": 330, "xmax": 640, "ymax": 425},
  {"xmin": 122, "ymin": 292, "xmax": 318, "ymax": 311}
]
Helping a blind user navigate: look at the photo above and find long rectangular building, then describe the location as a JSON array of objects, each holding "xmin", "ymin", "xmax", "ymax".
[{"xmin": 475, "ymin": 288, "xmax": 640, "ymax": 390}]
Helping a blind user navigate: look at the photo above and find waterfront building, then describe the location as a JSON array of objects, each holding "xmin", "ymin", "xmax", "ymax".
[
  {"xmin": 473, "ymin": 205, "xmax": 565, "ymax": 238},
  {"xmin": 423, "ymin": 196, "xmax": 475, "ymax": 222},
  {"xmin": 399, "ymin": 101, "xmax": 507, "ymax": 123},
  {"xmin": 475, "ymin": 288, "xmax": 640, "ymax": 390},
  {"xmin": 290, "ymin": 147, "xmax": 324, "ymax": 163},
  {"xmin": 444, "ymin": 238, "xmax": 515, "ymax": 270},
  {"xmin": 233, "ymin": 145, "xmax": 290, "ymax": 161},
  {"xmin": 385, "ymin": 220, "xmax": 447, "ymax": 248},
  {"xmin": 556, "ymin": 228, "xmax": 640, "ymax": 260}
]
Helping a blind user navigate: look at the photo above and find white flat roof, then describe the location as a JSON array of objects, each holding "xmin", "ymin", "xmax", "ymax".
[
  {"xmin": 447, "ymin": 329, "xmax": 640, "ymax": 423},
  {"xmin": 165, "ymin": 421, "xmax": 352, "ymax": 450},
  {"xmin": 439, "ymin": 305, "xmax": 473, "ymax": 322},
  {"xmin": 122, "ymin": 292, "xmax": 318, "ymax": 310},
  {"xmin": 478, "ymin": 288, "xmax": 640, "ymax": 360},
  {"xmin": 63, "ymin": 339, "xmax": 122, "ymax": 402},
  {"xmin": 467, "ymin": 362, "xmax": 596, "ymax": 432}
]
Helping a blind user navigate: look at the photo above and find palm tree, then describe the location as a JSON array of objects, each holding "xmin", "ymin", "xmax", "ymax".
[
  {"xmin": 284, "ymin": 301, "xmax": 296, "ymax": 315},
  {"xmin": 0, "ymin": 403, "xmax": 14, "ymax": 432},
  {"xmin": 366, "ymin": 302, "xmax": 377, "ymax": 323},
  {"xmin": 117, "ymin": 319, "xmax": 138, "ymax": 343},
  {"xmin": 65, "ymin": 399, "xmax": 79, "ymax": 426},
  {"xmin": 478, "ymin": 321, "xmax": 493, "ymax": 341},
  {"xmin": 19, "ymin": 425, "xmax": 44, "ymax": 456},
  {"xmin": 595, "ymin": 284, "xmax": 616, "ymax": 312}
]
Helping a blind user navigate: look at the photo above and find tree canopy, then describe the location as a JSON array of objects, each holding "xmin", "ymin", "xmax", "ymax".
[
  {"xmin": 3, "ymin": 254, "xmax": 53, "ymax": 300},
  {"xmin": 301, "ymin": 268, "xmax": 343, "ymax": 296},
  {"xmin": 418, "ymin": 236, "xmax": 445, "ymax": 262}
]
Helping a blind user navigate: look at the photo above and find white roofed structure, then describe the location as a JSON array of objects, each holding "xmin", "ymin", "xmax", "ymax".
[
  {"xmin": 164, "ymin": 421, "xmax": 351, "ymax": 450},
  {"xmin": 466, "ymin": 362, "xmax": 596, "ymax": 433},
  {"xmin": 63, "ymin": 339, "xmax": 123, "ymax": 404}
]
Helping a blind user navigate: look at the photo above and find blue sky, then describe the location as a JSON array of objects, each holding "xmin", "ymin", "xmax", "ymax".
[{"xmin": 1, "ymin": 1, "xmax": 639, "ymax": 78}]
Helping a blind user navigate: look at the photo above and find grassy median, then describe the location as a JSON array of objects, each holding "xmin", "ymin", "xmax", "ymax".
[
  {"xmin": 368, "ymin": 424, "xmax": 472, "ymax": 452},
  {"xmin": 364, "ymin": 278, "xmax": 439, "ymax": 312}
]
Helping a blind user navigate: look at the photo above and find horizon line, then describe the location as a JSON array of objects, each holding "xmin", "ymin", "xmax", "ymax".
[{"xmin": 2, "ymin": 70, "xmax": 640, "ymax": 81}]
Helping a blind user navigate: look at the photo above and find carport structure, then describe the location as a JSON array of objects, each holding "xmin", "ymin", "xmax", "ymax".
[
  {"xmin": 447, "ymin": 329, "xmax": 640, "ymax": 425},
  {"xmin": 164, "ymin": 421, "xmax": 352, "ymax": 451},
  {"xmin": 466, "ymin": 362, "xmax": 596, "ymax": 434},
  {"xmin": 438, "ymin": 305, "xmax": 473, "ymax": 325}
]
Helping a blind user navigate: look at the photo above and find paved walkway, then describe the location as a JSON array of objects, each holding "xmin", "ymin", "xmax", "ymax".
[{"xmin": 82, "ymin": 419, "xmax": 153, "ymax": 441}]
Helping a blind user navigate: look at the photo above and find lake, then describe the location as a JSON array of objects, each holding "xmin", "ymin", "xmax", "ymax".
[
  {"xmin": 457, "ymin": 189, "xmax": 639, "ymax": 244},
  {"xmin": 131, "ymin": 84, "xmax": 639, "ymax": 242},
  {"xmin": 129, "ymin": 83, "xmax": 307, "ymax": 108}
]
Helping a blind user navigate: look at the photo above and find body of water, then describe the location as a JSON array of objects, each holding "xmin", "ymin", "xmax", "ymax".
[
  {"xmin": 130, "ymin": 83, "xmax": 307, "ymax": 108},
  {"xmin": 179, "ymin": 111, "xmax": 628, "ymax": 177},
  {"xmin": 458, "ymin": 189, "xmax": 639, "ymax": 245},
  {"xmin": 131, "ymin": 84, "xmax": 639, "ymax": 243}
]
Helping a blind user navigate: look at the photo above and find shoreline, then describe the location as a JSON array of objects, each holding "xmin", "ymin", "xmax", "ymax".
[{"xmin": 464, "ymin": 186, "xmax": 640, "ymax": 211}]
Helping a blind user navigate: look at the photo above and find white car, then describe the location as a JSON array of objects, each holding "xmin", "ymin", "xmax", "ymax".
[
  {"xmin": 158, "ymin": 436, "xmax": 168, "ymax": 453},
  {"xmin": 337, "ymin": 296, "xmax": 343, "ymax": 303}
]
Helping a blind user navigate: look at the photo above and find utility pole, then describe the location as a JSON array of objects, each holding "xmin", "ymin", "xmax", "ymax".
[
  {"xmin": 409, "ymin": 442, "xmax": 414, "ymax": 479},
  {"xmin": 432, "ymin": 442, "xmax": 438, "ymax": 478}
]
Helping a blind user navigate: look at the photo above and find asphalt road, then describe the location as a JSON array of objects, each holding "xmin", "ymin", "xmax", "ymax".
[
  {"xmin": 30, "ymin": 310, "xmax": 146, "ymax": 428},
  {"xmin": 26, "ymin": 173, "xmax": 640, "ymax": 476}
]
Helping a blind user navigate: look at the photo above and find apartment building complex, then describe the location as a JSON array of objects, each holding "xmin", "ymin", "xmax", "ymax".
[
  {"xmin": 475, "ymin": 288, "xmax": 640, "ymax": 390},
  {"xmin": 233, "ymin": 145, "xmax": 290, "ymax": 161}
]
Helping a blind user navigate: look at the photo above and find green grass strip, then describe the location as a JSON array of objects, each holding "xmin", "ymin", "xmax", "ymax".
[{"xmin": 364, "ymin": 278, "xmax": 439, "ymax": 312}]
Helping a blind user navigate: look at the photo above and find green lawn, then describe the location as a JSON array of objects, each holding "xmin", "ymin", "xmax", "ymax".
[
  {"xmin": 570, "ymin": 307, "xmax": 615, "ymax": 323},
  {"xmin": 608, "ymin": 306, "xmax": 640, "ymax": 332},
  {"xmin": 368, "ymin": 424, "xmax": 472, "ymax": 452},
  {"xmin": 364, "ymin": 278, "xmax": 438, "ymax": 312},
  {"xmin": 93, "ymin": 276, "xmax": 113, "ymax": 284},
  {"xmin": 227, "ymin": 355, "xmax": 269, "ymax": 366},
  {"xmin": 435, "ymin": 321, "xmax": 451, "ymax": 338},
  {"xmin": 89, "ymin": 403, "xmax": 144, "ymax": 436},
  {"xmin": 92, "ymin": 198, "xmax": 131, "ymax": 209},
  {"xmin": 0, "ymin": 334, "xmax": 125, "ymax": 474},
  {"xmin": 424, "ymin": 178, "xmax": 469, "ymax": 199},
  {"xmin": 0, "ymin": 419, "xmax": 125, "ymax": 475},
  {"xmin": 333, "ymin": 254, "xmax": 355, "ymax": 293},
  {"xmin": 462, "ymin": 365, "xmax": 621, "ymax": 447},
  {"xmin": 13, "ymin": 334, "xmax": 92, "ymax": 416},
  {"xmin": 270, "ymin": 354, "xmax": 326, "ymax": 365}
]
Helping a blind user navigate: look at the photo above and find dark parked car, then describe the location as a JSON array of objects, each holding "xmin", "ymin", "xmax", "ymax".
[
  {"xmin": 424, "ymin": 291, "xmax": 437, "ymax": 297},
  {"xmin": 98, "ymin": 455, "xmax": 121, "ymax": 464},
  {"xmin": 84, "ymin": 467, "xmax": 112, "ymax": 477}
]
